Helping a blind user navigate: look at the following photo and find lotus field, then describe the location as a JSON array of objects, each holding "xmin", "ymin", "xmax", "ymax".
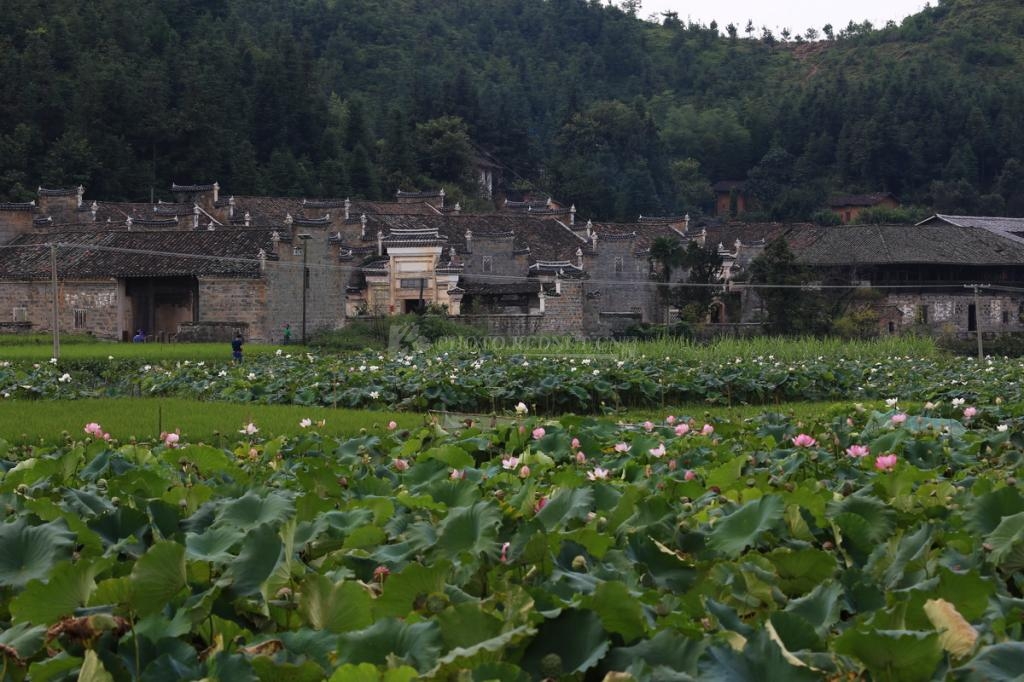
[
  {"xmin": 2, "ymin": 347, "xmax": 1024, "ymax": 412},
  {"xmin": 2, "ymin": 346, "xmax": 1024, "ymax": 680}
]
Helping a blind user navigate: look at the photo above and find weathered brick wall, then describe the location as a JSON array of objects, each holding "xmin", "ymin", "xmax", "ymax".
[
  {"xmin": 262, "ymin": 229, "xmax": 347, "ymax": 343},
  {"xmin": 197, "ymin": 278, "xmax": 267, "ymax": 340},
  {"xmin": 0, "ymin": 208, "xmax": 35, "ymax": 244},
  {"xmin": 887, "ymin": 292, "xmax": 1024, "ymax": 334},
  {"xmin": 463, "ymin": 234, "xmax": 518, "ymax": 276},
  {"xmin": 582, "ymin": 239, "xmax": 660, "ymax": 332},
  {"xmin": 538, "ymin": 280, "xmax": 584, "ymax": 335},
  {"xmin": 0, "ymin": 280, "xmax": 121, "ymax": 340}
]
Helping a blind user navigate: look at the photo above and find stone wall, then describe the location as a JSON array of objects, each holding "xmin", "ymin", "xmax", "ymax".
[
  {"xmin": 0, "ymin": 279, "xmax": 121, "ymax": 340},
  {"xmin": 463, "ymin": 234, "xmax": 519, "ymax": 277},
  {"xmin": 887, "ymin": 292, "xmax": 1024, "ymax": 334},
  {"xmin": 538, "ymin": 279, "xmax": 585, "ymax": 335},
  {"xmin": 262, "ymin": 228, "xmax": 347, "ymax": 343},
  {"xmin": 0, "ymin": 207, "xmax": 35, "ymax": 244},
  {"xmin": 196, "ymin": 278, "xmax": 267, "ymax": 340}
]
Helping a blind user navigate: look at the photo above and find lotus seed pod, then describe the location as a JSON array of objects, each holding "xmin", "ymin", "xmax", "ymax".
[
  {"xmin": 571, "ymin": 555, "xmax": 588, "ymax": 571},
  {"xmin": 540, "ymin": 653, "xmax": 563, "ymax": 678}
]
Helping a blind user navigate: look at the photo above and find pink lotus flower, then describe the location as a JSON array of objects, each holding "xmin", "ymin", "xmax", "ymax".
[
  {"xmin": 614, "ymin": 442, "xmax": 631, "ymax": 453},
  {"xmin": 239, "ymin": 422, "xmax": 259, "ymax": 435},
  {"xmin": 388, "ymin": 420, "xmax": 398, "ymax": 430},
  {"xmin": 792, "ymin": 434, "xmax": 817, "ymax": 448},
  {"xmin": 891, "ymin": 413, "xmax": 907, "ymax": 425},
  {"xmin": 675, "ymin": 423, "xmax": 690, "ymax": 437},
  {"xmin": 575, "ymin": 451, "xmax": 587, "ymax": 464},
  {"xmin": 666, "ymin": 415, "xmax": 677, "ymax": 425},
  {"xmin": 500, "ymin": 541, "xmax": 510, "ymax": 563},
  {"xmin": 532, "ymin": 427, "xmax": 545, "ymax": 440},
  {"xmin": 571, "ymin": 437, "xmax": 581, "ymax": 449},
  {"xmin": 875, "ymin": 454, "xmax": 898, "ymax": 471},
  {"xmin": 588, "ymin": 466, "xmax": 609, "ymax": 481},
  {"xmin": 164, "ymin": 432, "xmax": 180, "ymax": 447},
  {"xmin": 501, "ymin": 455, "xmax": 520, "ymax": 470},
  {"xmin": 393, "ymin": 458, "xmax": 409, "ymax": 471},
  {"xmin": 299, "ymin": 418, "xmax": 312, "ymax": 428},
  {"xmin": 963, "ymin": 406, "xmax": 977, "ymax": 419},
  {"xmin": 519, "ymin": 465, "xmax": 531, "ymax": 478},
  {"xmin": 373, "ymin": 565, "xmax": 390, "ymax": 582},
  {"xmin": 701, "ymin": 424, "xmax": 714, "ymax": 436},
  {"xmin": 643, "ymin": 421, "xmax": 655, "ymax": 432},
  {"xmin": 684, "ymin": 469, "xmax": 696, "ymax": 481},
  {"xmin": 450, "ymin": 469, "xmax": 464, "ymax": 480},
  {"xmin": 534, "ymin": 496, "xmax": 548, "ymax": 513},
  {"xmin": 84, "ymin": 422, "xmax": 104, "ymax": 437},
  {"xmin": 649, "ymin": 443, "xmax": 666, "ymax": 458},
  {"xmin": 668, "ymin": 459, "xmax": 677, "ymax": 471},
  {"xmin": 846, "ymin": 444, "xmax": 869, "ymax": 458}
]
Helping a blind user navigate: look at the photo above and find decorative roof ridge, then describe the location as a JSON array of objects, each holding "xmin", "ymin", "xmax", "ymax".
[
  {"xmin": 171, "ymin": 183, "xmax": 215, "ymax": 192},
  {"xmin": 638, "ymin": 215, "xmax": 688, "ymax": 223},
  {"xmin": 153, "ymin": 204, "xmax": 194, "ymax": 215},
  {"xmin": 600, "ymin": 231, "xmax": 638, "ymax": 241},
  {"xmin": 0, "ymin": 201, "xmax": 36, "ymax": 211},
  {"xmin": 304, "ymin": 198, "xmax": 349, "ymax": 208},
  {"xmin": 531, "ymin": 259, "xmax": 576, "ymax": 267},
  {"xmin": 474, "ymin": 231, "xmax": 516, "ymax": 240},
  {"xmin": 130, "ymin": 217, "xmax": 180, "ymax": 226},
  {"xmin": 396, "ymin": 189, "xmax": 443, "ymax": 198},
  {"xmin": 293, "ymin": 215, "xmax": 331, "ymax": 226},
  {"xmin": 38, "ymin": 186, "xmax": 82, "ymax": 197}
]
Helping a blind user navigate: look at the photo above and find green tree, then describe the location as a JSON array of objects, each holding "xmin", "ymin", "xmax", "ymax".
[
  {"xmin": 670, "ymin": 158, "xmax": 713, "ymax": 214},
  {"xmin": 746, "ymin": 237, "xmax": 827, "ymax": 335},
  {"xmin": 677, "ymin": 242, "xmax": 724, "ymax": 321},
  {"xmin": 648, "ymin": 236, "xmax": 684, "ymax": 283},
  {"xmin": 414, "ymin": 116, "xmax": 475, "ymax": 186}
]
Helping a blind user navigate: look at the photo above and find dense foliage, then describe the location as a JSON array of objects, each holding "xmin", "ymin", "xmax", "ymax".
[
  {"xmin": 3, "ymin": 0, "xmax": 1024, "ymax": 219},
  {"xmin": 2, "ymin": 401, "xmax": 1024, "ymax": 679},
  {"xmin": 2, "ymin": 348, "xmax": 1024, "ymax": 414}
]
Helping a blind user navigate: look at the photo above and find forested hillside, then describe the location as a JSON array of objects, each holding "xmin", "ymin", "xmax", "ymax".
[{"xmin": 2, "ymin": 0, "xmax": 1024, "ymax": 220}]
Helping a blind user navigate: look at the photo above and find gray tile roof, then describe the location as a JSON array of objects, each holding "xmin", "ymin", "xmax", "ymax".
[
  {"xmin": 0, "ymin": 229, "xmax": 277, "ymax": 280},
  {"xmin": 795, "ymin": 223, "xmax": 1024, "ymax": 266}
]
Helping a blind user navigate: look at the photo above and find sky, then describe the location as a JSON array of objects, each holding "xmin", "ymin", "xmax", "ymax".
[{"xmin": 638, "ymin": 0, "xmax": 929, "ymax": 35}]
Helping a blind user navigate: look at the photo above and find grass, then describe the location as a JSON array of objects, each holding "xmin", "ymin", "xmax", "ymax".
[
  {"xmin": 0, "ymin": 341, "xmax": 301, "ymax": 362},
  {"xmin": 0, "ymin": 398, "xmax": 424, "ymax": 446}
]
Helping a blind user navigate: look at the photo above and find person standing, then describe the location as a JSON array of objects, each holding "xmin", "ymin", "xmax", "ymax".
[
  {"xmin": 231, "ymin": 332, "xmax": 244, "ymax": 364},
  {"xmin": 283, "ymin": 323, "xmax": 292, "ymax": 345}
]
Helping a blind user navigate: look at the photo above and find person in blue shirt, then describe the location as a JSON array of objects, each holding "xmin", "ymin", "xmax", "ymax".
[
  {"xmin": 231, "ymin": 332, "xmax": 244, "ymax": 363},
  {"xmin": 132, "ymin": 329, "xmax": 145, "ymax": 343}
]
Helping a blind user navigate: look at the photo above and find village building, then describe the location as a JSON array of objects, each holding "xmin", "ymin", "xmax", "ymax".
[
  {"xmin": 3, "ymin": 182, "xmax": 1023, "ymax": 342},
  {"xmin": 0, "ymin": 183, "xmax": 688, "ymax": 342},
  {"xmin": 828, "ymin": 192, "xmax": 899, "ymax": 223},
  {"xmin": 711, "ymin": 181, "xmax": 749, "ymax": 217}
]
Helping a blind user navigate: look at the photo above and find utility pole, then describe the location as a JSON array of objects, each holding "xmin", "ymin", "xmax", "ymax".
[
  {"xmin": 299, "ymin": 234, "xmax": 312, "ymax": 344},
  {"xmin": 965, "ymin": 283, "xmax": 990, "ymax": 360},
  {"xmin": 50, "ymin": 243, "xmax": 60, "ymax": 360}
]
